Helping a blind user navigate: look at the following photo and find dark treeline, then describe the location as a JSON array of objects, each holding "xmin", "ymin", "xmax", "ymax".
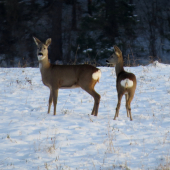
[{"xmin": 0, "ymin": 0, "xmax": 170, "ymax": 67}]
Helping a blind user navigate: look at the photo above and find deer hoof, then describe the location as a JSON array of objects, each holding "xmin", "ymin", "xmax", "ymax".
[{"xmin": 93, "ymin": 113, "xmax": 98, "ymax": 116}]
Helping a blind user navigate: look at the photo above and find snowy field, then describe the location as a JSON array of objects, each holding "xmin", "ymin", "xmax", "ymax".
[{"xmin": 0, "ymin": 61, "xmax": 170, "ymax": 170}]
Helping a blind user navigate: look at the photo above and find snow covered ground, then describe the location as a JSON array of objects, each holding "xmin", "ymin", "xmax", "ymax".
[{"xmin": 0, "ymin": 61, "xmax": 170, "ymax": 170}]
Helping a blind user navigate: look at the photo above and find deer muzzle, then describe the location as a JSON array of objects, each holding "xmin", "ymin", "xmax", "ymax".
[
  {"xmin": 38, "ymin": 52, "xmax": 46, "ymax": 61},
  {"xmin": 106, "ymin": 60, "xmax": 110, "ymax": 64},
  {"xmin": 38, "ymin": 52, "xmax": 43, "ymax": 56}
]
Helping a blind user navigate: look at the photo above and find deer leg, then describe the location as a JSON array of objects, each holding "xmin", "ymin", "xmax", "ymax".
[
  {"xmin": 52, "ymin": 88, "xmax": 58, "ymax": 116},
  {"xmin": 83, "ymin": 88, "xmax": 100, "ymax": 116},
  {"xmin": 92, "ymin": 90, "xmax": 100, "ymax": 116},
  {"xmin": 114, "ymin": 93, "xmax": 123, "ymax": 120},
  {"xmin": 48, "ymin": 90, "xmax": 53, "ymax": 114},
  {"xmin": 91, "ymin": 104, "xmax": 95, "ymax": 116},
  {"xmin": 129, "ymin": 107, "xmax": 133, "ymax": 121},
  {"xmin": 91, "ymin": 93, "xmax": 100, "ymax": 116},
  {"xmin": 125, "ymin": 94, "xmax": 129, "ymax": 117},
  {"xmin": 127, "ymin": 94, "xmax": 134, "ymax": 121}
]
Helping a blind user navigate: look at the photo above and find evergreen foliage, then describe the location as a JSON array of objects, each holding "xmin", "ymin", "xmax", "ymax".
[
  {"xmin": 73, "ymin": 0, "xmax": 138, "ymax": 64},
  {"xmin": 0, "ymin": 0, "xmax": 170, "ymax": 66}
]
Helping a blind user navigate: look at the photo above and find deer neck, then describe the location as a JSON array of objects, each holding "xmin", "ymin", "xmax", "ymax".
[
  {"xmin": 39, "ymin": 56, "xmax": 50, "ymax": 71},
  {"xmin": 115, "ymin": 58, "xmax": 124, "ymax": 76}
]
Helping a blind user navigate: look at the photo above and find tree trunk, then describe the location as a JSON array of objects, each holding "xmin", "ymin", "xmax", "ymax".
[
  {"xmin": 105, "ymin": 0, "xmax": 118, "ymax": 40},
  {"xmin": 50, "ymin": 0, "xmax": 63, "ymax": 63},
  {"xmin": 88, "ymin": 0, "xmax": 92, "ymax": 16},
  {"xmin": 72, "ymin": 0, "xmax": 77, "ymax": 30}
]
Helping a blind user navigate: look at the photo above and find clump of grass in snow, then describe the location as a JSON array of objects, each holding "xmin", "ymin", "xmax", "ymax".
[{"xmin": 157, "ymin": 156, "xmax": 170, "ymax": 170}]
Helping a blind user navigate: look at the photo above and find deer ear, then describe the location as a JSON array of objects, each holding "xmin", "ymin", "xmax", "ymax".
[
  {"xmin": 45, "ymin": 38, "xmax": 51, "ymax": 47},
  {"xmin": 33, "ymin": 37, "xmax": 41, "ymax": 46},
  {"xmin": 113, "ymin": 45, "xmax": 122, "ymax": 57}
]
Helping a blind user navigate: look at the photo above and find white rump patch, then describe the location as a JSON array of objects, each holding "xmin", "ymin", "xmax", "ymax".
[
  {"xmin": 121, "ymin": 78, "xmax": 133, "ymax": 88},
  {"xmin": 92, "ymin": 70, "xmax": 101, "ymax": 80},
  {"xmin": 38, "ymin": 55, "xmax": 46, "ymax": 61}
]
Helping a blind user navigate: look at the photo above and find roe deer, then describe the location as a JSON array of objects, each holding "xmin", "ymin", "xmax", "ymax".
[
  {"xmin": 106, "ymin": 45, "xmax": 137, "ymax": 121},
  {"xmin": 33, "ymin": 37, "xmax": 101, "ymax": 116}
]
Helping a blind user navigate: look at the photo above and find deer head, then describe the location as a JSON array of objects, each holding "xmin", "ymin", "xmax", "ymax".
[
  {"xmin": 106, "ymin": 45, "xmax": 123, "ymax": 66},
  {"xmin": 33, "ymin": 37, "xmax": 51, "ymax": 61}
]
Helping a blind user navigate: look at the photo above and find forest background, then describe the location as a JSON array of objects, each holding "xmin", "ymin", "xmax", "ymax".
[{"xmin": 0, "ymin": 0, "xmax": 170, "ymax": 67}]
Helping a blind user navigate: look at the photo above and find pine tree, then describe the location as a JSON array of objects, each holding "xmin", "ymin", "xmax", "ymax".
[{"xmin": 72, "ymin": 0, "xmax": 138, "ymax": 64}]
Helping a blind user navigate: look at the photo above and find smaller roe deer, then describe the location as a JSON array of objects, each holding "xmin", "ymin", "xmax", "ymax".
[
  {"xmin": 33, "ymin": 37, "xmax": 101, "ymax": 116},
  {"xmin": 106, "ymin": 46, "xmax": 137, "ymax": 121}
]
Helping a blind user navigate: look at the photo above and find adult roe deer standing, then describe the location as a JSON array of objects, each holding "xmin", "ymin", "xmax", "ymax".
[
  {"xmin": 106, "ymin": 46, "xmax": 137, "ymax": 121},
  {"xmin": 33, "ymin": 37, "xmax": 101, "ymax": 116}
]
